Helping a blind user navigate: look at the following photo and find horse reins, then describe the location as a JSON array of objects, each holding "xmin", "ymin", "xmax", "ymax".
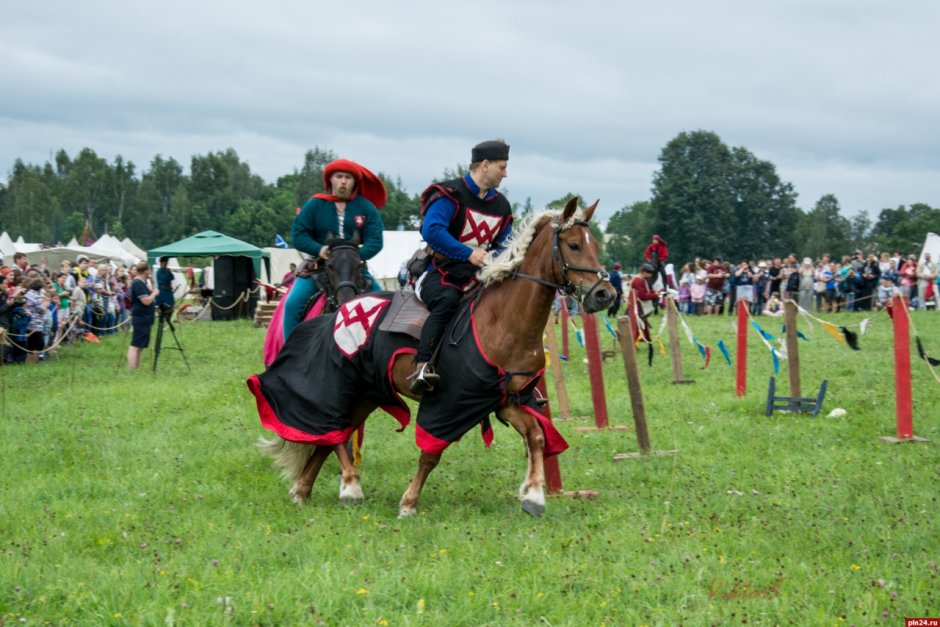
[{"xmin": 510, "ymin": 219, "xmax": 610, "ymax": 304}]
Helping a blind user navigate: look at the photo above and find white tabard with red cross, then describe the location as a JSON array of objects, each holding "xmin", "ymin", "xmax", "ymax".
[
  {"xmin": 333, "ymin": 296, "xmax": 389, "ymax": 358},
  {"xmin": 458, "ymin": 209, "xmax": 505, "ymax": 248}
]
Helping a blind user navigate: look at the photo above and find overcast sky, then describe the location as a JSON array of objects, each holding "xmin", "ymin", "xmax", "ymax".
[{"xmin": 2, "ymin": 1, "xmax": 938, "ymax": 224}]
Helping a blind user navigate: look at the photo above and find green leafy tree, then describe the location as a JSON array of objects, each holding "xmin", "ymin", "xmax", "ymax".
[
  {"xmin": 63, "ymin": 148, "xmax": 111, "ymax": 239},
  {"xmin": 129, "ymin": 155, "xmax": 185, "ymax": 248},
  {"xmin": 728, "ymin": 147, "xmax": 802, "ymax": 259},
  {"xmin": 378, "ymin": 174, "xmax": 420, "ymax": 231},
  {"xmin": 650, "ymin": 131, "xmax": 736, "ymax": 264},
  {"xmin": 3, "ymin": 160, "xmax": 60, "ymax": 242},
  {"xmin": 872, "ymin": 203, "xmax": 940, "ymax": 254},
  {"xmin": 605, "ymin": 200, "xmax": 654, "ymax": 270},
  {"xmin": 797, "ymin": 194, "xmax": 851, "ymax": 260},
  {"xmin": 848, "ymin": 211, "xmax": 874, "ymax": 254},
  {"xmin": 109, "ymin": 155, "xmax": 137, "ymax": 235}
]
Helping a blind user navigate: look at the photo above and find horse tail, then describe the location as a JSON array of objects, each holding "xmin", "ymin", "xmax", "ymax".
[{"xmin": 256, "ymin": 436, "xmax": 311, "ymax": 482}]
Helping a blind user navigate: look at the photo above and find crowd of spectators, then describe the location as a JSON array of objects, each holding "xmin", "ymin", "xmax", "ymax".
[
  {"xmin": 0, "ymin": 251, "xmax": 139, "ymax": 364},
  {"xmin": 670, "ymin": 250, "xmax": 938, "ymax": 317}
]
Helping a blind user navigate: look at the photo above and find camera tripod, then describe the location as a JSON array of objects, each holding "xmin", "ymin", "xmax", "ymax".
[{"xmin": 153, "ymin": 308, "xmax": 191, "ymax": 373}]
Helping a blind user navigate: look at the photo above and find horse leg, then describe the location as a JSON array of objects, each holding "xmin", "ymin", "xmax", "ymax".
[
  {"xmin": 335, "ymin": 399, "xmax": 376, "ymax": 503},
  {"xmin": 499, "ymin": 404, "xmax": 546, "ymax": 517},
  {"xmin": 289, "ymin": 445, "xmax": 332, "ymax": 504},
  {"xmin": 398, "ymin": 451, "xmax": 441, "ymax": 518},
  {"xmin": 334, "ymin": 441, "xmax": 364, "ymax": 504}
]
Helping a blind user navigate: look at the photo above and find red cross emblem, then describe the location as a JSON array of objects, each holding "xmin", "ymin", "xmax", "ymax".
[
  {"xmin": 333, "ymin": 296, "xmax": 389, "ymax": 357},
  {"xmin": 459, "ymin": 209, "xmax": 504, "ymax": 247}
]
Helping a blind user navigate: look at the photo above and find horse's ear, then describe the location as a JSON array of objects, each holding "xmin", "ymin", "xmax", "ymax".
[
  {"xmin": 351, "ymin": 230, "xmax": 361, "ymax": 246},
  {"xmin": 562, "ymin": 196, "xmax": 579, "ymax": 222},
  {"xmin": 583, "ymin": 199, "xmax": 599, "ymax": 222},
  {"xmin": 326, "ymin": 230, "xmax": 334, "ymax": 242}
]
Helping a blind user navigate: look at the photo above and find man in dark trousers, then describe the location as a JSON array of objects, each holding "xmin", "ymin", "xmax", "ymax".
[
  {"xmin": 607, "ymin": 262, "xmax": 623, "ymax": 317},
  {"xmin": 410, "ymin": 140, "xmax": 514, "ymax": 394}
]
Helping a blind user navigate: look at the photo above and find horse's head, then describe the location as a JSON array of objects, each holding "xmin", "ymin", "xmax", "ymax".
[
  {"xmin": 548, "ymin": 197, "xmax": 616, "ymax": 314},
  {"xmin": 320, "ymin": 231, "xmax": 369, "ymax": 308}
]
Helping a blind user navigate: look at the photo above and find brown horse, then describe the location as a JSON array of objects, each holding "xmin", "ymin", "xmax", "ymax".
[{"xmin": 255, "ymin": 197, "xmax": 613, "ymax": 515}]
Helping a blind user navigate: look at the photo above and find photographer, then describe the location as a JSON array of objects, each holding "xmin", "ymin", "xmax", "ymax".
[
  {"xmin": 127, "ymin": 261, "xmax": 159, "ymax": 370},
  {"xmin": 155, "ymin": 256, "xmax": 176, "ymax": 311}
]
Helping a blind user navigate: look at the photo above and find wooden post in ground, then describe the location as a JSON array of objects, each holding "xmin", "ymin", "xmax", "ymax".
[
  {"xmin": 543, "ymin": 318, "xmax": 571, "ymax": 420},
  {"xmin": 560, "ymin": 298, "xmax": 570, "ymax": 359},
  {"xmin": 537, "ymin": 377, "xmax": 598, "ymax": 499},
  {"xmin": 784, "ymin": 300, "xmax": 801, "ymax": 398},
  {"xmin": 611, "ymin": 316, "xmax": 680, "ymax": 461},
  {"xmin": 616, "ymin": 316, "xmax": 649, "ymax": 453},
  {"xmin": 736, "ymin": 299, "xmax": 749, "ymax": 397},
  {"xmin": 881, "ymin": 294, "xmax": 928, "ymax": 443},
  {"xmin": 665, "ymin": 295, "xmax": 693, "ymax": 385},
  {"xmin": 582, "ymin": 313, "xmax": 609, "ymax": 429}
]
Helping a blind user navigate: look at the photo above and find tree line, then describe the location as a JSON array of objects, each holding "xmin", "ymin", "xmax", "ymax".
[
  {"xmin": 1, "ymin": 131, "xmax": 937, "ymax": 265},
  {"xmin": 0, "ymin": 147, "xmax": 424, "ymax": 251},
  {"xmin": 601, "ymin": 131, "xmax": 939, "ymax": 268}
]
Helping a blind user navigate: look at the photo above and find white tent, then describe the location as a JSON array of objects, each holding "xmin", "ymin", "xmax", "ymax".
[
  {"xmin": 24, "ymin": 246, "xmax": 131, "ymax": 270},
  {"xmin": 260, "ymin": 247, "xmax": 306, "ymax": 288},
  {"xmin": 918, "ymin": 232, "xmax": 940, "ymax": 265},
  {"xmin": 0, "ymin": 232, "xmax": 16, "ymax": 259},
  {"xmin": 12, "ymin": 236, "xmax": 41, "ymax": 253},
  {"xmin": 91, "ymin": 234, "xmax": 139, "ymax": 266},
  {"xmin": 121, "ymin": 237, "xmax": 147, "ymax": 260},
  {"xmin": 370, "ymin": 230, "xmax": 423, "ymax": 289}
]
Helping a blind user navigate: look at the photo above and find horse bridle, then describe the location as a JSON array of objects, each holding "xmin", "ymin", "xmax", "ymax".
[
  {"xmin": 324, "ymin": 243, "xmax": 365, "ymax": 308},
  {"xmin": 510, "ymin": 220, "xmax": 609, "ymax": 305}
]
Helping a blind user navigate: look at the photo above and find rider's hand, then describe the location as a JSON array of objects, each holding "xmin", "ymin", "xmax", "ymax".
[
  {"xmin": 319, "ymin": 247, "xmax": 330, "ymax": 260},
  {"xmin": 468, "ymin": 248, "xmax": 488, "ymax": 268}
]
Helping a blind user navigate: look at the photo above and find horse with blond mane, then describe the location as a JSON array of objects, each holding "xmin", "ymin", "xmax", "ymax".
[{"xmin": 248, "ymin": 197, "xmax": 614, "ymax": 516}]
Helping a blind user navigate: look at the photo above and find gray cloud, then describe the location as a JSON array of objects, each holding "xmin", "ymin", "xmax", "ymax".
[{"xmin": 2, "ymin": 0, "xmax": 938, "ymax": 223}]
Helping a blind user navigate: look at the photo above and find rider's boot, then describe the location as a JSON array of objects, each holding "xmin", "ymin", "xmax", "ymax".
[{"xmin": 408, "ymin": 362, "xmax": 440, "ymax": 394}]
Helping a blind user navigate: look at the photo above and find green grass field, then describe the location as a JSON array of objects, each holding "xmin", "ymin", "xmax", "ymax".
[{"xmin": 1, "ymin": 307, "xmax": 937, "ymax": 626}]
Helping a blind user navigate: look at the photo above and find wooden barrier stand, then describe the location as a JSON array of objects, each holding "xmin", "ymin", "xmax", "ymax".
[
  {"xmin": 612, "ymin": 316, "xmax": 678, "ymax": 460},
  {"xmin": 543, "ymin": 319, "xmax": 571, "ymax": 420},
  {"xmin": 665, "ymin": 296, "xmax": 694, "ymax": 385},
  {"xmin": 574, "ymin": 313, "xmax": 630, "ymax": 432}
]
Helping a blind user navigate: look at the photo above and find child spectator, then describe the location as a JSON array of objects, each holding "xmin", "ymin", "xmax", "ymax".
[{"xmin": 690, "ymin": 276, "xmax": 706, "ymax": 316}]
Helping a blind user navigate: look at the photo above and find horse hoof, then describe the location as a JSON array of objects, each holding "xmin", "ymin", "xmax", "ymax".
[
  {"xmin": 521, "ymin": 499, "xmax": 545, "ymax": 518},
  {"xmin": 398, "ymin": 506, "xmax": 417, "ymax": 518},
  {"xmin": 289, "ymin": 489, "xmax": 307, "ymax": 505},
  {"xmin": 339, "ymin": 494, "xmax": 364, "ymax": 506}
]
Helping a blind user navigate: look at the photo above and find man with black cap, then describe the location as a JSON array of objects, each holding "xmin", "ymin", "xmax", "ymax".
[{"xmin": 410, "ymin": 139, "xmax": 513, "ymax": 394}]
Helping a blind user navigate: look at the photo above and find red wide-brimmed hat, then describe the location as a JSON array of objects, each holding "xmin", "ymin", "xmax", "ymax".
[{"xmin": 322, "ymin": 159, "xmax": 388, "ymax": 209}]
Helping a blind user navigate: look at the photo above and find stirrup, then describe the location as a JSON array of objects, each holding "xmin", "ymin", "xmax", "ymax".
[{"xmin": 408, "ymin": 362, "xmax": 440, "ymax": 394}]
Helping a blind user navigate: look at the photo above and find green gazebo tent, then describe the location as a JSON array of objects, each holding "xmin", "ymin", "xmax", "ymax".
[{"xmin": 147, "ymin": 230, "xmax": 271, "ymax": 278}]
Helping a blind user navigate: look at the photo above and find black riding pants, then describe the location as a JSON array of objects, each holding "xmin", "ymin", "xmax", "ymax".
[{"xmin": 416, "ymin": 270, "xmax": 463, "ymax": 363}]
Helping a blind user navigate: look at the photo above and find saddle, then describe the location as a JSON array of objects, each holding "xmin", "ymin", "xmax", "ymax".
[{"xmin": 378, "ymin": 290, "xmax": 429, "ymax": 340}]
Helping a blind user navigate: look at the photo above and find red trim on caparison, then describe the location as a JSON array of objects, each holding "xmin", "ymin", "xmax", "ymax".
[
  {"xmin": 415, "ymin": 424, "xmax": 452, "ymax": 456},
  {"xmin": 247, "ymin": 375, "xmax": 355, "ymax": 445},
  {"xmin": 381, "ymin": 347, "xmax": 416, "ymax": 431},
  {"xmin": 519, "ymin": 404, "xmax": 569, "ymax": 458}
]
